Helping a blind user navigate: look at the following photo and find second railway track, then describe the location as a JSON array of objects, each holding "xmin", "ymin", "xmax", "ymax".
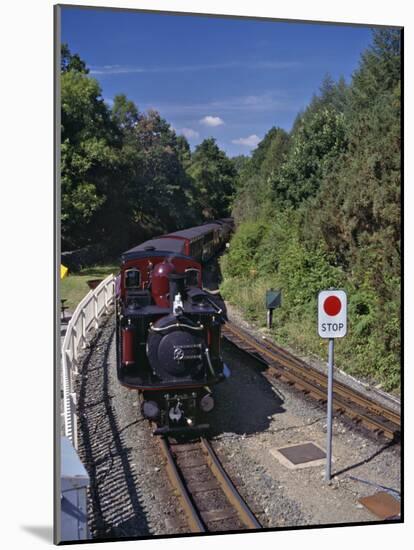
[
  {"xmin": 158, "ymin": 436, "xmax": 262, "ymax": 533},
  {"xmin": 222, "ymin": 320, "xmax": 400, "ymax": 442}
]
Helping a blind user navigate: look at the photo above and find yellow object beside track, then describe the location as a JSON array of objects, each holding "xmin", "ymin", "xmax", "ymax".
[{"xmin": 61, "ymin": 264, "xmax": 69, "ymax": 279}]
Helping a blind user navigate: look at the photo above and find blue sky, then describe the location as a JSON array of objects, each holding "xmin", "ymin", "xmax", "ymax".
[{"xmin": 61, "ymin": 7, "xmax": 375, "ymax": 157}]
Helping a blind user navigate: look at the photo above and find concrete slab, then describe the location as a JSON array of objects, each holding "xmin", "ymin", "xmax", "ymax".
[{"xmin": 270, "ymin": 441, "xmax": 333, "ymax": 470}]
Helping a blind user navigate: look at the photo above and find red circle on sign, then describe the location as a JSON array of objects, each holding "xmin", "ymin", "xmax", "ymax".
[{"xmin": 323, "ymin": 296, "xmax": 341, "ymax": 316}]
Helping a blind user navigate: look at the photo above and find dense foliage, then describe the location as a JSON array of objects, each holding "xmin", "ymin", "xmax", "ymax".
[
  {"xmin": 60, "ymin": 45, "xmax": 237, "ymax": 252},
  {"xmin": 221, "ymin": 30, "xmax": 401, "ymax": 391}
]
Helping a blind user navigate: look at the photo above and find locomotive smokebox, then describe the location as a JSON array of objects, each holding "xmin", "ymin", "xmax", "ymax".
[
  {"xmin": 168, "ymin": 272, "xmax": 186, "ymax": 308},
  {"xmin": 147, "ymin": 314, "xmax": 205, "ymax": 381}
]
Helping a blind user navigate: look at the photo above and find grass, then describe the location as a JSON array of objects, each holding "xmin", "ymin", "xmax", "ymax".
[
  {"xmin": 220, "ymin": 274, "xmax": 400, "ymax": 394},
  {"xmin": 60, "ymin": 264, "xmax": 119, "ymax": 311}
]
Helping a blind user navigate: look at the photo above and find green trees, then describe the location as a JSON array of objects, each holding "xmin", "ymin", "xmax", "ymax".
[
  {"xmin": 60, "ymin": 44, "xmax": 237, "ymax": 252},
  {"xmin": 126, "ymin": 109, "xmax": 199, "ymax": 232},
  {"xmin": 61, "ymin": 43, "xmax": 89, "ymax": 74},
  {"xmin": 232, "ymin": 127, "xmax": 290, "ymax": 222},
  {"xmin": 188, "ymin": 138, "xmax": 237, "ymax": 219},
  {"xmin": 221, "ymin": 29, "xmax": 401, "ymax": 391},
  {"xmin": 273, "ymin": 107, "xmax": 347, "ymax": 207},
  {"xmin": 111, "ymin": 94, "xmax": 139, "ymax": 131},
  {"xmin": 61, "ymin": 65, "xmax": 118, "ymax": 249}
]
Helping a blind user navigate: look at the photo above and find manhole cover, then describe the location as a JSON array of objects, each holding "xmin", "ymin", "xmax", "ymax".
[
  {"xmin": 279, "ymin": 442, "xmax": 326, "ymax": 464},
  {"xmin": 270, "ymin": 442, "xmax": 328, "ymax": 469},
  {"xmin": 359, "ymin": 492, "xmax": 400, "ymax": 520}
]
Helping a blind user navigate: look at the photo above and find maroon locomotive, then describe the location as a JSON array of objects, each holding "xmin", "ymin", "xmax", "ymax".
[{"xmin": 116, "ymin": 220, "xmax": 233, "ymax": 435}]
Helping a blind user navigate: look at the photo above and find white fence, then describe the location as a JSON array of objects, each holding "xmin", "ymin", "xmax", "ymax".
[{"xmin": 61, "ymin": 274, "xmax": 116, "ymax": 449}]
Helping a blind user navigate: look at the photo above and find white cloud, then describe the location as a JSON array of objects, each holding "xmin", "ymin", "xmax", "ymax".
[
  {"xmin": 232, "ymin": 134, "xmax": 261, "ymax": 148},
  {"xmin": 179, "ymin": 128, "xmax": 199, "ymax": 139},
  {"xmin": 90, "ymin": 66, "xmax": 144, "ymax": 75},
  {"xmin": 89, "ymin": 60, "xmax": 300, "ymax": 76},
  {"xmin": 200, "ymin": 116, "xmax": 224, "ymax": 127},
  {"xmin": 143, "ymin": 91, "xmax": 300, "ymax": 117},
  {"xmin": 256, "ymin": 61, "xmax": 300, "ymax": 69}
]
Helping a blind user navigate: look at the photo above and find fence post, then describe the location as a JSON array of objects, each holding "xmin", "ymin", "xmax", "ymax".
[
  {"xmin": 81, "ymin": 310, "xmax": 86, "ymax": 348},
  {"xmin": 93, "ymin": 294, "xmax": 98, "ymax": 330},
  {"xmin": 65, "ymin": 349, "xmax": 72, "ymax": 393},
  {"xmin": 70, "ymin": 328, "xmax": 75, "ymax": 364},
  {"xmin": 104, "ymin": 285, "xmax": 108, "ymax": 313},
  {"xmin": 73, "ymin": 326, "xmax": 80, "ymax": 375},
  {"xmin": 70, "ymin": 392, "xmax": 78, "ymax": 450}
]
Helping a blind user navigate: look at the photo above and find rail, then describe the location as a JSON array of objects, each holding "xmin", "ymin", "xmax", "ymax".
[
  {"xmin": 222, "ymin": 321, "xmax": 400, "ymax": 441},
  {"xmin": 158, "ymin": 436, "xmax": 261, "ymax": 532},
  {"xmin": 61, "ymin": 274, "xmax": 116, "ymax": 448}
]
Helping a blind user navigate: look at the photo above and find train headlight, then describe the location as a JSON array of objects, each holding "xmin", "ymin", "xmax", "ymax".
[
  {"xmin": 142, "ymin": 400, "xmax": 160, "ymax": 420},
  {"xmin": 200, "ymin": 393, "xmax": 214, "ymax": 412}
]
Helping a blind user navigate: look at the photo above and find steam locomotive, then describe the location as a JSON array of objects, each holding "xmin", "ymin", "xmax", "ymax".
[{"xmin": 115, "ymin": 220, "xmax": 233, "ymax": 435}]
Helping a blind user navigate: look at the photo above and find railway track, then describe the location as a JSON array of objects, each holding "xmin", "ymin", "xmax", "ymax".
[
  {"xmin": 158, "ymin": 436, "xmax": 261, "ymax": 533},
  {"xmin": 222, "ymin": 321, "xmax": 400, "ymax": 442}
]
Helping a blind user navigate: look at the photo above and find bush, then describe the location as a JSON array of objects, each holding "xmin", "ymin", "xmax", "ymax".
[
  {"xmin": 220, "ymin": 216, "xmax": 400, "ymax": 393},
  {"xmin": 220, "ymin": 221, "xmax": 269, "ymax": 279}
]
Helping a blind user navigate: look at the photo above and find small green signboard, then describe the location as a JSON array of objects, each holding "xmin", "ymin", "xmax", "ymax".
[{"xmin": 266, "ymin": 289, "xmax": 281, "ymax": 310}]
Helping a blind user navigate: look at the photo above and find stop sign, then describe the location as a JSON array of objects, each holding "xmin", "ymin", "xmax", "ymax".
[{"xmin": 318, "ymin": 290, "xmax": 347, "ymax": 338}]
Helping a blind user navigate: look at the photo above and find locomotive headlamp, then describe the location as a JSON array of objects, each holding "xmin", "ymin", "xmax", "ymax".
[
  {"xmin": 200, "ymin": 393, "xmax": 214, "ymax": 412},
  {"xmin": 142, "ymin": 400, "xmax": 160, "ymax": 420}
]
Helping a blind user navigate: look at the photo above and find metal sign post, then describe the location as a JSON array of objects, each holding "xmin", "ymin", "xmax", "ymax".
[
  {"xmin": 317, "ymin": 289, "xmax": 347, "ymax": 482},
  {"xmin": 325, "ymin": 338, "xmax": 334, "ymax": 481},
  {"xmin": 266, "ymin": 309, "xmax": 273, "ymax": 329}
]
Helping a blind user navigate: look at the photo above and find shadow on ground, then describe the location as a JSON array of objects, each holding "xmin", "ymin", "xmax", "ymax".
[
  {"xmin": 209, "ymin": 339, "xmax": 285, "ymax": 437},
  {"xmin": 334, "ymin": 440, "xmax": 398, "ymax": 478},
  {"xmin": 202, "ymin": 253, "xmax": 284, "ymax": 436}
]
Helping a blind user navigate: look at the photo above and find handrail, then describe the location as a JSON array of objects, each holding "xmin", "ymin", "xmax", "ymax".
[{"xmin": 61, "ymin": 273, "xmax": 116, "ymax": 449}]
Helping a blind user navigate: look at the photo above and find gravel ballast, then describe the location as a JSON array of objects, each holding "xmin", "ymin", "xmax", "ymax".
[
  {"xmin": 209, "ymin": 338, "xmax": 400, "ymax": 528},
  {"xmin": 75, "ymin": 314, "xmax": 187, "ymax": 539}
]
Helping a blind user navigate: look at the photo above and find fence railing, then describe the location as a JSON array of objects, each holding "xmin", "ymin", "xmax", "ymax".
[{"xmin": 61, "ymin": 274, "xmax": 116, "ymax": 449}]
